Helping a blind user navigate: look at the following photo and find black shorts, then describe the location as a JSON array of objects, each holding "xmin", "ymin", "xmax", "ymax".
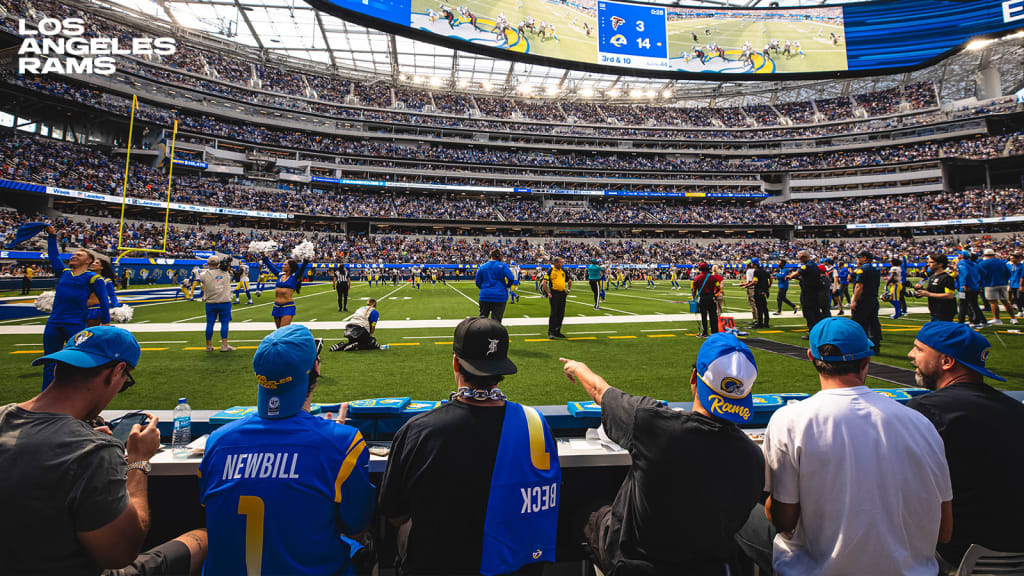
[{"xmin": 101, "ymin": 540, "xmax": 190, "ymax": 576}]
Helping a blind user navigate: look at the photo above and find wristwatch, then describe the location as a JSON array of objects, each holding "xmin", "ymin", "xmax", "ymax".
[{"xmin": 126, "ymin": 461, "xmax": 152, "ymax": 476}]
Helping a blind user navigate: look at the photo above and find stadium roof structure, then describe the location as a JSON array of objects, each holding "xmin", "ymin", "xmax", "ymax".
[{"xmin": 87, "ymin": 0, "xmax": 1024, "ymax": 106}]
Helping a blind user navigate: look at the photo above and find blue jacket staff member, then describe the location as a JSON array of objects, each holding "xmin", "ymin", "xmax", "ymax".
[
  {"xmin": 476, "ymin": 249, "xmax": 516, "ymax": 323},
  {"xmin": 199, "ymin": 325, "xmax": 375, "ymax": 575},
  {"xmin": 200, "ymin": 256, "xmax": 236, "ymax": 352},
  {"xmin": 41, "ymin": 225, "xmax": 110, "ymax": 390},
  {"xmin": 262, "ymin": 256, "xmax": 309, "ymax": 329},
  {"xmin": 379, "ymin": 318, "xmax": 560, "ymax": 575}
]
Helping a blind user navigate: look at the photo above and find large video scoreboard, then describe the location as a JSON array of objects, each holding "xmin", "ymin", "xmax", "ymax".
[{"xmin": 305, "ymin": 0, "xmax": 1024, "ymax": 78}]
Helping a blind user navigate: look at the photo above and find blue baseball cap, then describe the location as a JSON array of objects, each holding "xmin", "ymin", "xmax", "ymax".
[
  {"xmin": 695, "ymin": 333, "xmax": 758, "ymax": 423},
  {"xmin": 915, "ymin": 321, "xmax": 1005, "ymax": 382},
  {"xmin": 32, "ymin": 326, "xmax": 141, "ymax": 369},
  {"xmin": 750, "ymin": 257, "xmax": 760, "ymax": 266},
  {"xmin": 809, "ymin": 317, "xmax": 874, "ymax": 362},
  {"xmin": 253, "ymin": 324, "xmax": 318, "ymax": 419}
]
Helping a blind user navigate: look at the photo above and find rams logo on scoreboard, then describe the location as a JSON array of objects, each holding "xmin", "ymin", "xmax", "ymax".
[{"xmin": 610, "ymin": 34, "xmax": 627, "ymax": 47}]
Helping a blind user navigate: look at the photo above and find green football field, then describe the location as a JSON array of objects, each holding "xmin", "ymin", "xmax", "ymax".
[
  {"xmin": 2, "ymin": 280, "xmax": 1022, "ymax": 411},
  {"xmin": 411, "ymin": 0, "xmax": 597, "ymax": 61},
  {"xmin": 666, "ymin": 17, "xmax": 847, "ymax": 73}
]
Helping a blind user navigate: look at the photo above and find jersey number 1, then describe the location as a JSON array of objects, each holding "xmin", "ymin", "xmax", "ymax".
[{"xmin": 238, "ymin": 495, "xmax": 265, "ymax": 576}]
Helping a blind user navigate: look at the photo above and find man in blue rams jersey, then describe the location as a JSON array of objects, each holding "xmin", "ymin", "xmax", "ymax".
[
  {"xmin": 380, "ymin": 318, "xmax": 560, "ymax": 575},
  {"xmin": 199, "ymin": 325, "xmax": 375, "ymax": 576}
]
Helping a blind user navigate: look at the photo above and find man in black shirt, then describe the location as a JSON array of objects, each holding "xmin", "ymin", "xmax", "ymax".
[
  {"xmin": 907, "ymin": 322, "xmax": 1024, "ymax": 566},
  {"xmin": 379, "ymin": 318, "xmax": 559, "ymax": 575},
  {"xmin": 563, "ymin": 332, "xmax": 765, "ymax": 574},
  {"xmin": 914, "ymin": 254, "xmax": 957, "ymax": 322},
  {"xmin": 850, "ymin": 250, "xmax": 882, "ymax": 355},
  {"xmin": 786, "ymin": 250, "xmax": 823, "ymax": 337},
  {"xmin": 751, "ymin": 258, "xmax": 772, "ymax": 328}
]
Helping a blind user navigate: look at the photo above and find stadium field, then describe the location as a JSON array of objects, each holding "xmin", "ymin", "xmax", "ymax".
[
  {"xmin": 2, "ymin": 280, "xmax": 1022, "ymax": 411},
  {"xmin": 666, "ymin": 18, "xmax": 847, "ymax": 73},
  {"xmin": 410, "ymin": 0, "xmax": 596, "ymax": 61}
]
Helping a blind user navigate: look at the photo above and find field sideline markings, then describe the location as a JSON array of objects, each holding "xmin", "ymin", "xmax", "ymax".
[
  {"xmin": 568, "ymin": 337, "xmax": 596, "ymax": 340},
  {"xmin": 641, "ymin": 328, "xmax": 685, "ymax": 332},
  {"xmin": 565, "ymin": 297, "xmax": 637, "ymax": 316},
  {"xmin": 608, "ymin": 336, "xmax": 636, "ymax": 339},
  {"xmin": 387, "ymin": 342, "xmax": 420, "ymax": 346},
  {"xmin": 140, "ymin": 347, "xmax": 168, "ymax": 351},
  {"xmin": 403, "ymin": 335, "xmax": 456, "ymax": 339},
  {"xmin": 10, "ymin": 350, "xmax": 43, "ymax": 354},
  {"xmin": 524, "ymin": 338, "xmax": 553, "ymax": 342},
  {"xmin": 433, "ymin": 341, "xmax": 453, "ymax": 345},
  {"xmin": 646, "ymin": 334, "xmax": 676, "ymax": 338},
  {"xmin": 566, "ymin": 331, "xmax": 616, "ymax": 335}
]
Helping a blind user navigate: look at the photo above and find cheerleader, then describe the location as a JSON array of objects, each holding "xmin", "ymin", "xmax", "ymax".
[
  {"xmin": 40, "ymin": 226, "xmax": 109, "ymax": 389},
  {"xmin": 86, "ymin": 256, "xmax": 120, "ymax": 328},
  {"xmin": 262, "ymin": 256, "xmax": 309, "ymax": 328}
]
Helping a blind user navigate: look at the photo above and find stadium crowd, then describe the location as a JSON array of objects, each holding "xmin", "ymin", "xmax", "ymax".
[{"xmin": 4, "ymin": 131, "xmax": 1023, "ymax": 226}]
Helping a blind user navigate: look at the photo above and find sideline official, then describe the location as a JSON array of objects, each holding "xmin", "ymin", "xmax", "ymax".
[
  {"xmin": 543, "ymin": 257, "xmax": 571, "ymax": 339},
  {"xmin": 850, "ymin": 250, "xmax": 882, "ymax": 355},
  {"xmin": 199, "ymin": 255, "xmax": 235, "ymax": 352},
  {"xmin": 333, "ymin": 264, "xmax": 350, "ymax": 312},
  {"xmin": 475, "ymin": 249, "xmax": 516, "ymax": 323},
  {"xmin": 787, "ymin": 250, "xmax": 824, "ymax": 337}
]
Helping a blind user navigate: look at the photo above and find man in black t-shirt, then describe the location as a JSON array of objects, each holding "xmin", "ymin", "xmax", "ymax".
[
  {"xmin": 751, "ymin": 258, "xmax": 772, "ymax": 328},
  {"xmin": 379, "ymin": 318, "xmax": 558, "ymax": 575},
  {"xmin": 907, "ymin": 322, "xmax": 1024, "ymax": 567},
  {"xmin": 786, "ymin": 250, "xmax": 823, "ymax": 336},
  {"xmin": 563, "ymin": 333, "xmax": 765, "ymax": 574},
  {"xmin": 914, "ymin": 254, "xmax": 957, "ymax": 322},
  {"xmin": 851, "ymin": 250, "xmax": 883, "ymax": 355}
]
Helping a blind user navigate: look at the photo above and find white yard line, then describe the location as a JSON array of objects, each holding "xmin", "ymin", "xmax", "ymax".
[
  {"xmin": 446, "ymin": 282, "xmax": 479, "ymax": 306},
  {"xmin": 0, "ymin": 314, "xmax": 694, "ymax": 334}
]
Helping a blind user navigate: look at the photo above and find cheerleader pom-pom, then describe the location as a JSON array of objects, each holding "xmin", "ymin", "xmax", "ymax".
[
  {"xmin": 247, "ymin": 240, "xmax": 279, "ymax": 256},
  {"xmin": 34, "ymin": 291, "xmax": 55, "ymax": 313},
  {"xmin": 291, "ymin": 240, "xmax": 316, "ymax": 261},
  {"xmin": 110, "ymin": 305, "xmax": 134, "ymax": 323}
]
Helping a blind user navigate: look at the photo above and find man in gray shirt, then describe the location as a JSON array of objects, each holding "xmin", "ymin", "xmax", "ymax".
[
  {"xmin": 199, "ymin": 255, "xmax": 235, "ymax": 352},
  {"xmin": 0, "ymin": 325, "xmax": 207, "ymax": 575}
]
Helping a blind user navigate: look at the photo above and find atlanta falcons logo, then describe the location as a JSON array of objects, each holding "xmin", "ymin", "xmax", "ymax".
[{"xmin": 610, "ymin": 16, "xmax": 624, "ymax": 30}]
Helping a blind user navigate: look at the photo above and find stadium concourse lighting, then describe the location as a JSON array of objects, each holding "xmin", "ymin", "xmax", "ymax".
[
  {"xmin": 430, "ymin": 77, "xmax": 443, "ymax": 87},
  {"xmin": 580, "ymin": 87, "xmax": 594, "ymax": 98},
  {"xmin": 608, "ymin": 89, "xmax": 621, "ymax": 98}
]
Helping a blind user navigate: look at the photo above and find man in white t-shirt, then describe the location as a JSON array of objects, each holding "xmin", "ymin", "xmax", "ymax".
[{"xmin": 760, "ymin": 317, "xmax": 953, "ymax": 575}]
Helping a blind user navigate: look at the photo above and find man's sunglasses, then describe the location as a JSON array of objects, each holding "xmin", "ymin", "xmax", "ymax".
[{"xmin": 119, "ymin": 366, "xmax": 136, "ymax": 393}]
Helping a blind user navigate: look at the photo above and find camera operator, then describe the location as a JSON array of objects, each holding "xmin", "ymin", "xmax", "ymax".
[{"xmin": 199, "ymin": 256, "xmax": 236, "ymax": 352}]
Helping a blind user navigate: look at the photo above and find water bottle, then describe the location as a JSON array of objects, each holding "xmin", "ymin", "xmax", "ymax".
[
  {"xmin": 172, "ymin": 397, "xmax": 192, "ymax": 459},
  {"xmin": 380, "ymin": 344, "xmax": 391, "ymax": 350}
]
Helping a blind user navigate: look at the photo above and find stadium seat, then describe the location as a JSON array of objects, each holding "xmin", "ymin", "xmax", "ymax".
[{"xmin": 954, "ymin": 544, "xmax": 1024, "ymax": 576}]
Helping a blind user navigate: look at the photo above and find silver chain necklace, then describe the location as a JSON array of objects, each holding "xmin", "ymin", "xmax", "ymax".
[{"xmin": 449, "ymin": 387, "xmax": 507, "ymax": 402}]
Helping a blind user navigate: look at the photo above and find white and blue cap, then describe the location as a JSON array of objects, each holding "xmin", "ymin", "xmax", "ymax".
[
  {"xmin": 253, "ymin": 324, "xmax": 317, "ymax": 419},
  {"xmin": 695, "ymin": 333, "xmax": 758, "ymax": 423},
  {"xmin": 809, "ymin": 317, "xmax": 875, "ymax": 362}
]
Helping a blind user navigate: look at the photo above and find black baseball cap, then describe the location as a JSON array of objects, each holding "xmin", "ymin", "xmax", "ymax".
[
  {"xmin": 856, "ymin": 250, "xmax": 873, "ymax": 261},
  {"xmin": 453, "ymin": 317, "xmax": 518, "ymax": 377}
]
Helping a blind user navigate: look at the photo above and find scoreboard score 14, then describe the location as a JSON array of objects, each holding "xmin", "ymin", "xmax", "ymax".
[{"xmin": 597, "ymin": 1, "xmax": 669, "ymax": 69}]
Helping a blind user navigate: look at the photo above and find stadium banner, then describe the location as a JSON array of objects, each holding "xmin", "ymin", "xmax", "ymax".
[
  {"xmin": 307, "ymin": 0, "xmax": 1024, "ymax": 79},
  {"xmin": 172, "ymin": 158, "xmax": 209, "ymax": 169},
  {"xmin": 311, "ymin": 178, "xmax": 765, "ymax": 199},
  {"xmin": 846, "ymin": 214, "xmax": 1024, "ymax": 229}
]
